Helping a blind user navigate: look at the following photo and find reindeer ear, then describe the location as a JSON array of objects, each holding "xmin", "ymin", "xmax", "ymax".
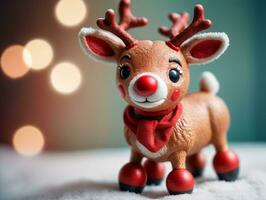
[
  {"xmin": 181, "ymin": 32, "xmax": 229, "ymax": 65},
  {"xmin": 79, "ymin": 27, "xmax": 126, "ymax": 63}
]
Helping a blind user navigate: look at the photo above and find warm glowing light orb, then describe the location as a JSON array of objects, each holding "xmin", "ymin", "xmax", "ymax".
[
  {"xmin": 24, "ymin": 39, "xmax": 54, "ymax": 70},
  {"xmin": 13, "ymin": 126, "xmax": 45, "ymax": 156},
  {"xmin": 50, "ymin": 62, "xmax": 82, "ymax": 94},
  {"xmin": 55, "ymin": 0, "xmax": 87, "ymax": 27},
  {"xmin": 0, "ymin": 45, "xmax": 31, "ymax": 79}
]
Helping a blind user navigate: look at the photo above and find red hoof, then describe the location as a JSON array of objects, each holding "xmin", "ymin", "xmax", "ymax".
[
  {"xmin": 213, "ymin": 150, "xmax": 240, "ymax": 174},
  {"xmin": 119, "ymin": 162, "xmax": 147, "ymax": 193},
  {"xmin": 143, "ymin": 160, "xmax": 165, "ymax": 185},
  {"xmin": 166, "ymin": 169, "xmax": 194, "ymax": 195},
  {"xmin": 213, "ymin": 150, "xmax": 240, "ymax": 181},
  {"xmin": 186, "ymin": 153, "xmax": 206, "ymax": 178}
]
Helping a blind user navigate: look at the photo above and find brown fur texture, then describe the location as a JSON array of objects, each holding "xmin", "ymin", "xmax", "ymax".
[{"xmin": 125, "ymin": 92, "xmax": 230, "ymax": 168}]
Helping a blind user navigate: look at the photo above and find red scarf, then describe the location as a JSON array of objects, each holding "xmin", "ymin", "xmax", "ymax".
[{"xmin": 123, "ymin": 104, "xmax": 183, "ymax": 152}]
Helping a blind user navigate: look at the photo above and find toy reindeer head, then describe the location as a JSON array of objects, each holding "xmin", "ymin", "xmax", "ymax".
[{"xmin": 79, "ymin": 0, "xmax": 229, "ymax": 112}]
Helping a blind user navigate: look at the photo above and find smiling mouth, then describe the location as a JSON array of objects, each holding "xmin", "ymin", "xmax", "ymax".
[{"xmin": 135, "ymin": 98, "xmax": 165, "ymax": 104}]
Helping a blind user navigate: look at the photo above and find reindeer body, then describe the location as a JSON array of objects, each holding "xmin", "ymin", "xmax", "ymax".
[
  {"xmin": 126, "ymin": 92, "xmax": 230, "ymax": 164},
  {"xmin": 79, "ymin": 0, "xmax": 239, "ymax": 195}
]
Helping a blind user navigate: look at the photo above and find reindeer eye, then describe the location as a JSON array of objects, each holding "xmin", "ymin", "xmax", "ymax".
[
  {"xmin": 169, "ymin": 68, "xmax": 182, "ymax": 83},
  {"xmin": 120, "ymin": 64, "xmax": 131, "ymax": 80}
]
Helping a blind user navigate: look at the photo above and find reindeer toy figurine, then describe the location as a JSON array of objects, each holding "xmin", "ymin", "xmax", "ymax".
[{"xmin": 79, "ymin": 0, "xmax": 240, "ymax": 195}]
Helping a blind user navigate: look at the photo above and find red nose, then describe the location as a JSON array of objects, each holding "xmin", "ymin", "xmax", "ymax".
[{"xmin": 134, "ymin": 75, "xmax": 158, "ymax": 97}]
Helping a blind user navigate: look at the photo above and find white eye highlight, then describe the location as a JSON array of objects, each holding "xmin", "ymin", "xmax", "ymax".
[{"xmin": 177, "ymin": 66, "xmax": 183, "ymax": 75}]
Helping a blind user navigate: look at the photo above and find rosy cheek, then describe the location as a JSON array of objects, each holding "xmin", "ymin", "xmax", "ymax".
[
  {"xmin": 171, "ymin": 89, "xmax": 180, "ymax": 101},
  {"xmin": 118, "ymin": 84, "xmax": 126, "ymax": 98}
]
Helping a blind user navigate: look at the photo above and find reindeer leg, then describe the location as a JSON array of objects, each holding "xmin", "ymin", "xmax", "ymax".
[
  {"xmin": 186, "ymin": 152, "xmax": 206, "ymax": 178},
  {"xmin": 130, "ymin": 149, "xmax": 143, "ymax": 163},
  {"xmin": 119, "ymin": 149, "xmax": 147, "ymax": 193},
  {"xmin": 213, "ymin": 132, "xmax": 240, "ymax": 181},
  {"xmin": 166, "ymin": 151, "xmax": 194, "ymax": 195}
]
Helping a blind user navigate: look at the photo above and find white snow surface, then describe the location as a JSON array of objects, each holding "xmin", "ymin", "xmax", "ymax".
[{"xmin": 0, "ymin": 143, "xmax": 266, "ymax": 200}]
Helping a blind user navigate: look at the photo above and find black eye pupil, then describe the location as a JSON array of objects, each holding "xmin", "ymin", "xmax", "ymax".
[
  {"xmin": 169, "ymin": 68, "xmax": 181, "ymax": 83},
  {"xmin": 120, "ymin": 65, "xmax": 131, "ymax": 80}
]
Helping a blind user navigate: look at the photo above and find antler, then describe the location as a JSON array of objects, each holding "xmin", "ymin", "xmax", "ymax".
[
  {"xmin": 97, "ymin": 0, "xmax": 148, "ymax": 48},
  {"xmin": 160, "ymin": 4, "xmax": 212, "ymax": 47},
  {"xmin": 119, "ymin": 0, "xmax": 148, "ymax": 30},
  {"xmin": 159, "ymin": 12, "xmax": 189, "ymax": 39}
]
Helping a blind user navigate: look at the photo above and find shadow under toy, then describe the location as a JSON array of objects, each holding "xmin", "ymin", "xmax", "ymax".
[{"xmin": 79, "ymin": 0, "xmax": 240, "ymax": 195}]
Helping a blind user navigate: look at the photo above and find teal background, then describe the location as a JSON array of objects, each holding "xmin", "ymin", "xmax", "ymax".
[{"xmin": 0, "ymin": 0, "xmax": 265, "ymax": 150}]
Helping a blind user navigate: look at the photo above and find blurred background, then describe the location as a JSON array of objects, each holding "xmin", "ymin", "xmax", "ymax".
[{"xmin": 0, "ymin": 0, "xmax": 265, "ymax": 156}]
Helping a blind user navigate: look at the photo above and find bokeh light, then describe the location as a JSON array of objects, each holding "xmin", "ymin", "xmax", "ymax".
[
  {"xmin": 13, "ymin": 125, "xmax": 45, "ymax": 156},
  {"xmin": 24, "ymin": 39, "xmax": 54, "ymax": 70},
  {"xmin": 55, "ymin": 0, "xmax": 87, "ymax": 27},
  {"xmin": 50, "ymin": 62, "xmax": 82, "ymax": 94},
  {"xmin": 0, "ymin": 45, "xmax": 31, "ymax": 79}
]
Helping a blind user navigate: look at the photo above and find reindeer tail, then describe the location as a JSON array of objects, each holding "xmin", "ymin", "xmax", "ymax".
[{"xmin": 199, "ymin": 71, "xmax": 220, "ymax": 95}]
